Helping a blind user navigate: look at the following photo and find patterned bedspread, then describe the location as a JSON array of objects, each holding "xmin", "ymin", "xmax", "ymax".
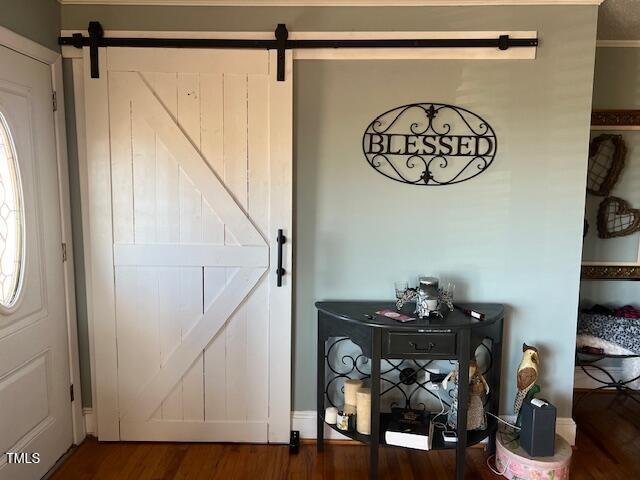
[{"xmin": 578, "ymin": 313, "xmax": 640, "ymax": 354}]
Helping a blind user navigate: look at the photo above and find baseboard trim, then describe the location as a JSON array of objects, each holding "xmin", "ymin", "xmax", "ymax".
[
  {"xmin": 84, "ymin": 407, "xmax": 575, "ymax": 446},
  {"xmin": 291, "ymin": 410, "xmax": 352, "ymax": 441},
  {"xmin": 574, "ymin": 365, "xmax": 624, "ymax": 390},
  {"xmin": 556, "ymin": 417, "xmax": 577, "ymax": 446},
  {"xmin": 292, "ymin": 410, "xmax": 576, "ymax": 446},
  {"xmin": 83, "ymin": 408, "xmax": 96, "ymax": 436},
  {"xmin": 300, "ymin": 438, "xmax": 359, "ymax": 445},
  {"xmin": 499, "ymin": 414, "xmax": 575, "ymax": 446}
]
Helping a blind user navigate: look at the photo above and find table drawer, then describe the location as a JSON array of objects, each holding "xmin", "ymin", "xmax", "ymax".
[{"xmin": 385, "ymin": 332, "xmax": 456, "ymax": 357}]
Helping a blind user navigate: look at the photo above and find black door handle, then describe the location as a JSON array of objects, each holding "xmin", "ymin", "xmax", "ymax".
[{"xmin": 277, "ymin": 229, "xmax": 286, "ymax": 287}]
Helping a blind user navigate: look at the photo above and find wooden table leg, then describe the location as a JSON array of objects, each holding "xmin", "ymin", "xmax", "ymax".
[{"xmin": 456, "ymin": 330, "xmax": 470, "ymax": 480}]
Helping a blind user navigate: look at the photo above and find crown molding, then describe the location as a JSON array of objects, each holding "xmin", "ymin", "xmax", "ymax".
[{"xmin": 58, "ymin": 0, "xmax": 605, "ymax": 6}]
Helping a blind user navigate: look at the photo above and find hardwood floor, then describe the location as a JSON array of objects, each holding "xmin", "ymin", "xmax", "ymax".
[
  {"xmin": 50, "ymin": 392, "xmax": 639, "ymax": 480},
  {"xmin": 571, "ymin": 391, "xmax": 640, "ymax": 480}
]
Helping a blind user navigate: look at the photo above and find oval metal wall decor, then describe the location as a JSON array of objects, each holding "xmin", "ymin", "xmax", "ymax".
[{"xmin": 362, "ymin": 103, "xmax": 497, "ymax": 186}]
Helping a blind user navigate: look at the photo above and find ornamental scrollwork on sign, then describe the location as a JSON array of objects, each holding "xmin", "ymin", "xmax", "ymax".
[{"xmin": 362, "ymin": 103, "xmax": 497, "ymax": 186}]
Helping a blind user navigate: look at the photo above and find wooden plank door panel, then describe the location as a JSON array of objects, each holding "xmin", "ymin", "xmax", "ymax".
[{"xmin": 85, "ymin": 47, "xmax": 290, "ymax": 442}]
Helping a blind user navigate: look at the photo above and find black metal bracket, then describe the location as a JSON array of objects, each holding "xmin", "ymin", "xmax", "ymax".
[
  {"xmin": 275, "ymin": 23, "xmax": 288, "ymax": 82},
  {"xmin": 59, "ymin": 21, "xmax": 539, "ymax": 81},
  {"xmin": 87, "ymin": 21, "xmax": 104, "ymax": 78},
  {"xmin": 498, "ymin": 34, "xmax": 509, "ymax": 51}
]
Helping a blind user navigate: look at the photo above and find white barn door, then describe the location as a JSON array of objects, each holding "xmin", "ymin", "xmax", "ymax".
[{"xmin": 83, "ymin": 47, "xmax": 292, "ymax": 442}]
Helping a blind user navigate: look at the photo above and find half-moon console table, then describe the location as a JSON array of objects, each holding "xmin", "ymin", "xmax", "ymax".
[{"xmin": 316, "ymin": 301, "xmax": 504, "ymax": 480}]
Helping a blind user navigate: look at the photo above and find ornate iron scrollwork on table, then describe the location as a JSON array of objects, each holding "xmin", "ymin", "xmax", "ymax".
[
  {"xmin": 362, "ymin": 103, "xmax": 497, "ymax": 186},
  {"xmin": 324, "ymin": 337, "xmax": 453, "ymax": 411},
  {"xmin": 574, "ymin": 349, "xmax": 640, "ymax": 411},
  {"xmin": 323, "ymin": 337, "xmax": 495, "ymax": 413}
]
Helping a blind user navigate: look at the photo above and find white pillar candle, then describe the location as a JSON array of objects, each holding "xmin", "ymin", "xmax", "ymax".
[
  {"xmin": 356, "ymin": 388, "xmax": 372, "ymax": 435},
  {"xmin": 325, "ymin": 406, "xmax": 338, "ymax": 425},
  {"xmin": 344, "ymin": 379, "xmax": 363, "ymax": 407},
  {"xmin": 426, "ymin": 299, "xmax": 439, "ymax": 311}
]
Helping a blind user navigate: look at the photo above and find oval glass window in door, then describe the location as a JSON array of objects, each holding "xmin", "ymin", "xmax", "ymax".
[{"xmin": 0, "ymin": 113, "xmax": 25, "ymax": 310}]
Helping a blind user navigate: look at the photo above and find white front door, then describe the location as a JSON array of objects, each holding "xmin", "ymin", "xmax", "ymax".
[
  {"xmin": 0, "ymin": 46, "xmax": 73, "ymax": 479},
  {"xmin": 83, "ymin": 47, "xmax": 292, "ymax": 442}
]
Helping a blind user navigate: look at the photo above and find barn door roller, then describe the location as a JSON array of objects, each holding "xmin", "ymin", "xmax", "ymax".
[{"xmin": 59, "ymin": 21, "xmax": 538, "ymax": 81}]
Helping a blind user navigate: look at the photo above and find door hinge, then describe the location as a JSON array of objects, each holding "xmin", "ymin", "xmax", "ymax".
[
  {"xmin": 52, "ymin": 91, "xmax": 58, "ymax": 112},
  {"xmin": 70, "ymin": 384, "xmax": 74, "ymax": 402},
  {"xmin": 62, "ymin": 242, "xmax": 67, "ymax": 262}
]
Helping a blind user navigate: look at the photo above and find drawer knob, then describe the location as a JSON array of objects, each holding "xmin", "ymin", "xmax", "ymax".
[{"xmin": 409, "ymin": 341, "xmax": 436, "ymax": 352}]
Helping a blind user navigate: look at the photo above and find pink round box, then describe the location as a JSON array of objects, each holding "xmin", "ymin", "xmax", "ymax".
[{"xmin": 495, "ymin": 432, "xmax": 572, "ymax": 480}]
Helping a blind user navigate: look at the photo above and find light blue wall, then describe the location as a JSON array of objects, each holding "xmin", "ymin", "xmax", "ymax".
[
  {"xmin": 0, "ymin": 0, "xmax": 60, "ymax": 51},
  {"xmin": 62, "ymin": 4, "xmax": 598, "ymax": 416},
  {"xmin": 61, "ymin": 4, "xmax": 593, "ymax": 34},
  {"xmin": 294, "ymin": 17, "xmax": 596, "ymax": 418},
  {"xmin": 580, "ymin": 47, "xmax": 640, "ymax": 310}
]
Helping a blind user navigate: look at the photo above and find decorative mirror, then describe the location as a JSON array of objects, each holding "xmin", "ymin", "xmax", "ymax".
[{"xmin": 582, "ymin": 110, "xmax": 640, "ymax": 280}]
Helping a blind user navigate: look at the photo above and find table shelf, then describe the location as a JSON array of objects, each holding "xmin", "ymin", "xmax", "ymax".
[{"xmin": 322, "ymin": 414, "xmax": 498, "ymax": 451}]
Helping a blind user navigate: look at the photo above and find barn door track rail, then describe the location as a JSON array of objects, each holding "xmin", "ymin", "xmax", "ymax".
[{"xmin": 59, "ymin": 21, "xmax": 539, "ymax": 81}]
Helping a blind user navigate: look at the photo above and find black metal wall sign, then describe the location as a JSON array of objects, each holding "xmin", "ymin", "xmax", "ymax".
[{"xmin": 362, "ymin": 103, "xmax": 497, "ymax": 186}]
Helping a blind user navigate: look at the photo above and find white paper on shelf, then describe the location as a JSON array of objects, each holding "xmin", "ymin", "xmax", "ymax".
[
  {"xmin": 385, "ymin": 422, "xmax": 434, "ymax": 451},
  {"xmin": 385, "ymin": 431, "xmax": 429, "ymax": 451}
]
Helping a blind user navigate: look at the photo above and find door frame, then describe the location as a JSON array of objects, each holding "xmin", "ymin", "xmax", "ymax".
[
  {"xmin": 0, "ymin": 26, "xmax": 85, "ymax": 445},
  {"xmin": 62, "ymin": 28, "xmax": 537, "ymax": 440}
]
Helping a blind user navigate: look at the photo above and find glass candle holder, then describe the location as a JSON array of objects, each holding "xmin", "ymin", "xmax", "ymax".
[
  {"xmin": 394, "ymin": 281, "xmax": 408, "ymax": 300},
  {"xmin": 416, "ymin": 276, "xmax": 439, "ymax": 318}
]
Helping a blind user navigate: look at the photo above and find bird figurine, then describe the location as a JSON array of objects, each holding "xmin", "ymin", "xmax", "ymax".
[{"xmin": 514, "ymin": 343, "xmax": 540, "ymax": 415}]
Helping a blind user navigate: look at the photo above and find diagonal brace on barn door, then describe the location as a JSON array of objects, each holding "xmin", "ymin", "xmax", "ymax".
[
  {"xmin": 120, "ymin": 267, "xmax": 266, "ymax": 421},
  {"xmin": 110, "ymin": 72, "xmax": 266, "ymax": 247}
]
